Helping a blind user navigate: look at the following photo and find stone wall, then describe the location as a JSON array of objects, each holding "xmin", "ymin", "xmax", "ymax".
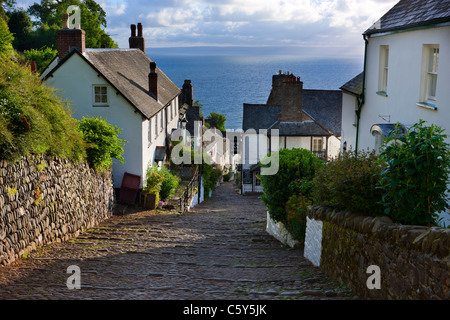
[
  {"xmin": 0, "ymin": 156, "xmax": 115, "ymax": 266},
  {"xmin": 305, "ymin": 206, "xmax": 449, "ymax": 300}
]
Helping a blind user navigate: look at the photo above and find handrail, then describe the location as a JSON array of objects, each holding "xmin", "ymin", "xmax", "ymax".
[{"xmin": 179, "ymin": 165, "xmax": 200, "ymax": 213}]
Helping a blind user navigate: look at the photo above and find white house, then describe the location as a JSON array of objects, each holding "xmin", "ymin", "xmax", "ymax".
[
  {"xmin": 341, "ymin": 0, "xmax": 450, "ymax": 153},
  {"xmin": 241, "ymin": 71, "xmax": 342, "ymax": 193},
  {"xmin": 340, "ymin": 0, "xmax": 450, "ymax": 225},
  {"xmin": 42, "ymin": 16, "xmax": 183, "ymax": 188}
]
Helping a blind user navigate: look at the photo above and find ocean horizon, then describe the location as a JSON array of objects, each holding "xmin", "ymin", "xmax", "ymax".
[{"xmin": 148, "ymin": 47, "xmax": 363, "ymax": 130}]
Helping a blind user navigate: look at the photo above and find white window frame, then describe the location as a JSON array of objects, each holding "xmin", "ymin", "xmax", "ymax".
[
  {"xmin": 418, "ymin": 44, "xmax": 439, "ymax": 109},
  {"xmin": 93, "ymin": 85, "xmax": 108, "ymax": 106},
  {"xmin": 312, "ymin": 137, "xmax": 323, "ymax": 152},
  {"xmin": 377, "ymin": 45, "xmax": 389, "ymax": 96}
]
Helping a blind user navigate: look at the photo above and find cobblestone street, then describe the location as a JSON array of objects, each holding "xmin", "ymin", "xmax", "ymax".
[{"xmin": 0, "ymin": 181, "xmax": 354, "ymax": 300}]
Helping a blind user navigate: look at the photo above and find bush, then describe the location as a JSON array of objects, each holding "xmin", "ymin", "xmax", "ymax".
[
  {"xmin": 312, "ymin": 150, "xmax": 384, "ymax": 216},
  {"xmin": 378, "ymin": 121, "xmax": 450, "ymax": 226},
  {"xmin": 159, "ymin": 166, "xmax": 181, "ymax": 200},
  {"xmin": 143, "ymin": 166, "xmax": 165, "ymax": 194},
  {"xmin": 285, "ymin": 194, "xmax": 312, "ymax": 241},
  {"xmin": 77, "ymin": 117, "xmax": 126, "ymax": 172},
  {"xmin": 0, "ymin": 53, "xmax": 86, "ymax": 162},
  {"xmin": 260, "ymin": 148, "xmax": 322, "ymax": 224}
]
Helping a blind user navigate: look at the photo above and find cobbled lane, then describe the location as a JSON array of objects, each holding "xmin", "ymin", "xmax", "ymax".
[{"xmin": 0, "ymin": 181, "xmax": 354, "ymax": 300}]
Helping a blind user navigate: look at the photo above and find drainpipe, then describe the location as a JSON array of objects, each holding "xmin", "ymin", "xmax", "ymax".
[{"xmin": 355, "ymin": 34, "xmax": 369, "ymax": 154}]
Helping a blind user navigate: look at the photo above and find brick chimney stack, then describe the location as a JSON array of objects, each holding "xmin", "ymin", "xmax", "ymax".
[
  {"xmin": 278, "ymin": 74, "xmax": 304, "ymax": 122},
  {"xmin": 182, "ymin": 80, "xmax": 194, "ymax": 107},
  {"xmin": 57, "ymin": 13, "xmax": 85, "ymax": 59},
  {"xmin": 129, "ymin": 23, "xmax": 145, "ymax": 52},
  {"xmin": 149, "ymin": 61, "xmax": 158, "ymax": 100}
]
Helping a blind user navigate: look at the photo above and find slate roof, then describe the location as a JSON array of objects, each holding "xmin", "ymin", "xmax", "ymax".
[
  {"xmin": 242, "ymin": 90, "xmax": 342, "ymax": 137},
  {"xmin": 340, "ymin": 72, "xmax": 364, "ymax": 96},
  {"xmin": 44, "ymin": 48, "xmax": 181, "ymax": 119},
  {"xmin": 365, "ymin": 0, "xmax": 450, "ymax": 35}
]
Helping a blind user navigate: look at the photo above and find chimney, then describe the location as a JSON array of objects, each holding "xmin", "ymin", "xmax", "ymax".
[
  {"xmin": 149, "ymin": 61, "xmax": 158, "ymax": 99},
  {"xmin": 182, "ymin": 80, "xmax": 194, "ymax": 107},
  {"xmin": 57, "ymin": 13, "xmax": 85, "ymax": 59},
  {"xmin": 278, "ymin": 74, "xmax": 304, "ymax": 122},
  {"xmin": 129, "ymin": 23, "xmax": 145, "ymax": 52}
]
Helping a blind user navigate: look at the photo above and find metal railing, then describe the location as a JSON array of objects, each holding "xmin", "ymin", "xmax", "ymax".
[{"xmin": 179, "ymin": 165, "xmax": 200, "ymax": 213}]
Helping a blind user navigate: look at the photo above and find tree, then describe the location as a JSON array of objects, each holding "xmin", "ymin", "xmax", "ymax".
[
  {"xmin": 206, "ymin": 112, "xmax": 226, "ymax": 132},
  {"xmin": 0, "ymin": 11, "xmax": 14, "ymax": 56},
  {"xmin": 7, "ymin": 0, "xmax": 118, "ymax": 52}
]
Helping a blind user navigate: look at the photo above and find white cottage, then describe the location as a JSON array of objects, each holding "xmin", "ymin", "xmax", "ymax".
[
  {"xmin": 340, "ymin": 0, "xmax": 450, "ymax": 226},
  {"xmin": 42, "ymin": 17, "xmax": 182, "ymax": 188},
  {"xmin": 341, "ymin": 0, "xmax": 450, "ymax": 153}
]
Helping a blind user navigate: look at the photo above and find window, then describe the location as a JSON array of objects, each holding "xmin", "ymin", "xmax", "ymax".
[
  {"xmin": 93, "ymin": 85, "xmax": 108, "ymax": 106},
  {"xmin": 377, "ymin": 45, "xmax": 389, "ymax": 96},
  {"xmin": 418, "ymin": 45, "xmax": 439, "ymax": 109},
  {"xmin": 160, "ymin": 110, "xmax": 164, "ymax": 132},
  {"xmin": 155, "ymin": 114, "xmax": 158, "ymax": 136},
  {"xmin": 148, "ymin": 120, "xmax": 152, "ymax": 143},
  {"xmin": 312, "ymin": 138, "xmax": 323, "ymax": 152}
]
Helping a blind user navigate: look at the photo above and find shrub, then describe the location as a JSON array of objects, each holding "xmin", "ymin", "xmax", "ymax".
[
  {"xmin": 260, "ymin": 148, "xmax": 322, "ymax": 224},
  {"xmin": 285, "ymin": 194, "xmax": 312, "ymax": 241},
  {"xmin": 77, "ymin": 116, "xmax": 126, "ymax": 172},
  {"xmin": 159, "ymin": 166, "xmax": 181, "ymax": 200},
  {"xmin": 0, "ymin": 53, "xmax": 86, "ymax": 162},
  {"xmin": 312, "ymin": 150, "xmax": 384, "ymax": 216},
  {"xmin": 378, "ymin": 121, "xmax": 450, "ymax": 226},
  {"xmin": 143, "ymin": 166, "xmax": 165, "ymax": 195}
]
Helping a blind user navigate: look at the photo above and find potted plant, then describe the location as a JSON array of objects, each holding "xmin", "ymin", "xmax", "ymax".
[{"xmin": 141, "ymin": 166, "xmax": 165, "ymax": 209}]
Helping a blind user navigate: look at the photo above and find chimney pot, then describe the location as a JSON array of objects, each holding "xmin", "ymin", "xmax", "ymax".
[
  {"xmin": 149, "ymin": 62, "xmax": 158, "ymax": 99},
  {"xmin": 131, "ymin": 24, "xmax": 136, "ymax": 37},
  {"xmin": 62, "ymin": 13, "xmax": 69, "ymax": 28},
  {"xmin": 138, "ymin": 23, "xmax": 143, "ymax": 37}
]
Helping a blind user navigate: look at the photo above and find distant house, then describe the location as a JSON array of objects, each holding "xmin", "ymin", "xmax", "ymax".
[
  {"xmin": 42, "ymin": 16, "xmax": 185, "ymax": 188},
  {"xmin": 341, "ymin": 0, "xmax": 450, "ymax": 153},
  {"xmin": 241, "ymin": 71, "xmax": 342, "ymax": 193}
]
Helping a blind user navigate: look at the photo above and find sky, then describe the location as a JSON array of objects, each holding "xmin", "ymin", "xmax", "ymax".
[{"xmin": 16, "ymin": 0, "xmax": 400, "ymax": 59}]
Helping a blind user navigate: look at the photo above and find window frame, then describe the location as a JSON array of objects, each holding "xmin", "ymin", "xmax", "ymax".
[
  {"xmin": 377, "ymin": 45, "xmax": 389, "ymax": 96},
  {"xmin": 417, "ymin": 44, "xmax": 439, "ymax": 110},
  {"xmin": 93, "ymin": 85, "xmax": 109, "ymax": 107}
]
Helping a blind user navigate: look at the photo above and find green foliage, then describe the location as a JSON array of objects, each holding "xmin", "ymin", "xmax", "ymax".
[
  {"xmin": 0, "ymin": 53, "xmax": 86, "ymax": 161},
  {"xmin": 260, "ymin": 148, "xmax": 322, "ymax": 224},
  {"xmin": 8, "ymin": 0, "xmax": 118, "ymax": 52},
  {"xmin": 159, "ymin": 166, "xmax": 181, "ymax": 200},
  {"xmin": 205, "ymin": 112, "xmax": 226, "ymax": 132},
  {"xmin": 312, "ymin": 150, "xmax": 384, "ymax": 216},
  {"xmin": 0, "ymin": 15, "xmax": 13, "ymax": 55},
  {"xmin": 23, "ymin": 46, "xmax": 57, "ymax": 73},
  {"xmin": 77, "ymin": 116, "xmax": 126, "ymax": 172},
  {"xmin": 378, "ymin": 121, "xmax": 450, "ymax": 226},
  {"xmin": 285, "ymin": 194, "xmax": 312, "ymax": 241},
  {"xmin": 143, "ymin": 166, "xmax": 165, "ymax": 195},
  {"xmin": 202, "ymin": 162, "xmax": 222, "ymax": 199}
]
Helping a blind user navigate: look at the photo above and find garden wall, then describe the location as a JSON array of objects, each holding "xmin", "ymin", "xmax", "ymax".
[
  {"xmin": 305, "ymin": 206, "xmax": 449, "ymax": 299},
  {"xmin": 0, "ymin": 156, "xmax": 115, "ymax": 266}
]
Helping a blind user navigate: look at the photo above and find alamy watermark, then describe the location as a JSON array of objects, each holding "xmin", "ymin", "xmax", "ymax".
[{"xmin": 366, "ymin": 265, "xmax": 381, "ymax": 290}]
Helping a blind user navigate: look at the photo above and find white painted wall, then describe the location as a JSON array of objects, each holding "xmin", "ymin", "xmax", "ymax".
[
  {"xmin": 340, "ymin": 92, "xmax": 358, "ymax": 152},
  {"xmin": 358, "ymin": 26, "xmax": 450, "ymax": 151}
]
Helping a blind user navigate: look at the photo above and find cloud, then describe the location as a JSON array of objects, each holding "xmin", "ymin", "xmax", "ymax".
[{"xmin": 15, "ymin": 0, "xmax": 399, "ymax": 56}]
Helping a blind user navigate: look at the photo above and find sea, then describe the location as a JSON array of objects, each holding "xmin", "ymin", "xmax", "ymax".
[{"xmin": 149, "ymin": 48, "xmax": 363, "ymax": 130}]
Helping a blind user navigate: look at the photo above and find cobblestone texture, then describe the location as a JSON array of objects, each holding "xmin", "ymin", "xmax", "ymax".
[{"xmin": 0, "ymin": 181, "xmax": 355, "ymax": 300}]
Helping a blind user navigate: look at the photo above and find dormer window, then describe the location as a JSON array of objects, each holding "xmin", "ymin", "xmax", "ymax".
[{"xmin": 93, "ymin": 85, "xmax": 108, "ymax": 106}]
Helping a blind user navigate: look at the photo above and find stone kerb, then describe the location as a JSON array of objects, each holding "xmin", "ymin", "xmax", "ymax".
[
  {"xmin": 305, "ymin": 205, "xmax": 449, "ymax": 299},
  {"xmin": 0, "ymin": 156, "xmax": 114, "ymax": 266}
]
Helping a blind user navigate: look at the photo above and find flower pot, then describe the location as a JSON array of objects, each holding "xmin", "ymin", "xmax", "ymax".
[{"xmin": 140, "ymin": 191, "xmax": 159, "ymax": 209}]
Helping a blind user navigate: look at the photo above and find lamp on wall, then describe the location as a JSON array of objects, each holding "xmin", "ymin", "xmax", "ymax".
[{"xmin": 343, "ymin": 141, "xmax": 347, "ymax": 151}]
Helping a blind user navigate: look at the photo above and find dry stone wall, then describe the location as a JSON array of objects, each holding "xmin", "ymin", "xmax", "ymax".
[
  {"xmin": 306, "ymin": 206, "xmax": 449, "ymax": 300},
  {"xmin": 0, "ymin": 156, "xmax": 114, "ymax": 266}
]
